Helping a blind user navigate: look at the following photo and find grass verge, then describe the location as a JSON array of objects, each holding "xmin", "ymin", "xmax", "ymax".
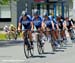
[{"xmin": 0, "ymin": 33, "xmax": 6, "ymax": 40}]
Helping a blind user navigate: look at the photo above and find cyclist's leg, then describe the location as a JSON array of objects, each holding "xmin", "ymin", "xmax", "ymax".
[
  {"xmin": 45, "ymin": 27, "xmax": 51, "ymax": 42},
  {"xmin": 61, "ymin": 30, "xmax": 66, "ymax": 40},
  {"xmin": 23, "ymin": 30, "xmax": 31, "ymax": 48},
  {"xmin": 51, "ymin": 29, "xmax": 60, "ymax": 47},
  {"xmin": 68, "ymin": 29, "xmax": 72, "ymax": 39},
  {"xmin": 37, "ymin": 27, "xmax": 45, "ymax": 46},
  {"xmin": 55, "ymin": 29, "xmax": 59, "ymax": 40},
  {"xmin": 28, "ymin": 30, "xmax": 33, "ymax": 47},
  {"xmin": 51, "ymin": 30, "xmax": 57, "ymax": 41}
]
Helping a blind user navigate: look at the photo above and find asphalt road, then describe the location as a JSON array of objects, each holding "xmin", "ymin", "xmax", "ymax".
[{"xmin": 0, "ymin": 39, "xmax": 75, "ymax": 63}]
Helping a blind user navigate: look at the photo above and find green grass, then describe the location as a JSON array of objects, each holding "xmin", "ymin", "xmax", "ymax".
[
  {"xmin": 0, "ymin": 33, "xmax": 22, "ymax": 40},
  {"xmin": 0, "ymin": 33, "xmax": 6, "ymax": 40}
]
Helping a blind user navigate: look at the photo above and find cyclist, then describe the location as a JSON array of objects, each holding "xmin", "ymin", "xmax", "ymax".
[
  {"xmin": 52, "ymin": 16, "xmax": 61, "ymax": 47},
  {"xmin": 3, "ymin": 25, "xmax": 9, "ymax": 39},
  {"xmin": 42, "ymin": 13, "xmax": 55, "ymax": 42},
  {"xmin": 42, "ymin": 13, "xmax": 60, "ymax": 49},
  {"xmin": 32, "ymin": 10, "xmax": 44, "ymax": 46},
  {"xmin": 57, "ymin": 16, "xmax": 66, "ymax": 40},
  {"xmin": 9, "ymin": 24, "xmax": 17, "ymax": 39},
  {"xmin": 66, "ymin": 17, "xmax": 75, "ymax": 39},
  {"xmin": 18, "ymin": 11, "xmax": 33, "ymax": 48},
  {"xmin": 4, "ymin": 25, "xmax": 9, "ymax": 33}
]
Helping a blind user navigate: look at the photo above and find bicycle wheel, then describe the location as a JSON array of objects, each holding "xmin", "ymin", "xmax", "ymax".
[
  {"xmin": 24, "ymin": 31, "xmax": 30, "ymax": 58},
  {"xmin": 50, "ymin": 36, "xmax": 56, "ymax": 52},
  {"xmin": 37, "ymin": 34, "xmax": 42, "ymax": 54},
  {"xmin": 24, "ymin": 41, "xmax": 30, "ymax": 58},
  {"xmin": 30, "ymin": 47, "xmax": 34, "ymax": 56},
  {"xmin": 37, "ymin": 42, "xmax": 42, "ymax": 54}
]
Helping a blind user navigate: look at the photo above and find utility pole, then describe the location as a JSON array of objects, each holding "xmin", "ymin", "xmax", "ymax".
[
  {"xmin": 10, "ymin": 0, "xmax": 17, "ymax": 27},
  {"xmin": 46, "ymin": 0, "xmax": 49, "ymax": 15}
]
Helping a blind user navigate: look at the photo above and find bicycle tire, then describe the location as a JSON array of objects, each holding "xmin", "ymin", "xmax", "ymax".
[
  {"xmin": 24, "ymin": 42, "xmax": 30, "ymax": 58},
  {"xmin": 24, "ymin": 31, "xmax": 30, "ymax": 58},
  {"xmin": 37, "ymin": 34, "xmax": 43, "ymax": 54},
  {"xmin": 30, "ymin": 48, "xmax": 34, "ymax": 56}
]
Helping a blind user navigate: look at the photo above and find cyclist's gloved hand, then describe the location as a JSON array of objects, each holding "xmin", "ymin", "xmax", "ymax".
[
  {"xmin": 18, "ymin": 28, "xmax": 22, "ymax": 32},
  {"xmin": 52, "ymin": 27, "xmax": 55, "ymax": 30}
]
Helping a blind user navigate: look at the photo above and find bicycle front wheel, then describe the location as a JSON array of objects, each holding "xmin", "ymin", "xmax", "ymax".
[{"xmin": 24, "ymin": 42, "xmax": 30, "ymax": 58}]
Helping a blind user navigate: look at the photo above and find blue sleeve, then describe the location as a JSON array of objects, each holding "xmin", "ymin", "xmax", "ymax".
[
  {"xmin": 19, "ymin": 16, "xmax": 22, "ymax": 23},
  {"xmin": 48, "ymin": 16, "xmax": 53, "ymax": 21},
  {"xmin": 27, "ymin": 15, "xmax": 32, "ymax": 21},
  {"xmin": 39, "ymin": 16, "xmax": 43, "ymax": 22},
  {"xmin": 32, "ymin": 17, "xmax": 35, "ymax": 21},
  {"xmin": 53, "ymin": 19, "xmax": 57, "ymax": 24}
]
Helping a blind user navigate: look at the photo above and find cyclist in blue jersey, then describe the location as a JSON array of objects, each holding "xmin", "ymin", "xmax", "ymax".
[
  {"xmin": 42, "ymin": 13, "xmax": 55, "ymax": 42},
  {"xmin": 42, "ymin": 13, "xmax": 60, "ymax": 50},
  {"xmin": 53, "ymin": 16, "xmax": 59, "ymax": 40},
  {"xmin": 32, "ymin": 11, "xmax": 43, "ymax": 33},
  {"xmin": 49, "ymin": 16, "xmax": 60, "ymax": 47},
  {"xmin": 18, "ymin": 11, "xmax": 33, "ymax": 48},
  {"xmin": 31, "ymin": 11, "xmax": 45, "ymax": 48}
]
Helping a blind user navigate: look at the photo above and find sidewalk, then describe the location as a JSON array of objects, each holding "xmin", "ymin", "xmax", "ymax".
[{"xmin": 0, "ymin": 31, "xmax": 6, "ymax": 34}]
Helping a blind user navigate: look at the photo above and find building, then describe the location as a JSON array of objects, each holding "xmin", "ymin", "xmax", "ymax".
[
  {"xmin": 0, "ymin": 0, "xmax": 17, "ymax": 29},
  {"xmin": 0, "ymin": 0, "xmax": 74, "ymax": 29}
]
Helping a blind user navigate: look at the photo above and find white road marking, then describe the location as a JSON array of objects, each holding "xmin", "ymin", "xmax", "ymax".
[{"xmin": 1, "ymin": 60, "xmax": 25, "ymax": 62}]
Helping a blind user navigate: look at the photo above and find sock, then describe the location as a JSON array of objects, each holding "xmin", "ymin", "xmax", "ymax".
[{"xmin": 30, "ymin": 41, "xmax": 33, "ymax": 45}]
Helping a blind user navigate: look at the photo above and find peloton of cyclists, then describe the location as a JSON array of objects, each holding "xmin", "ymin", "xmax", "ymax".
[{"xmin": 18, "ymin": 10, "xmax": 75, "ymax": 52}]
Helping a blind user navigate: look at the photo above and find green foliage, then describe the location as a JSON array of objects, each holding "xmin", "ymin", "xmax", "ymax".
[
  {"xmin": 0, "ymin": 0, "xmax": 16, "ymax": 5},
  {"xmin": 0, "ymin": 0, "xmax": 9, "ymax": 5}
]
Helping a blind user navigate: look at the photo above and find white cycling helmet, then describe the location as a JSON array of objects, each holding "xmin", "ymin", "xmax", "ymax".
[{"xmin": 21, "ymin": 10, "xmax": 27, "ymax": 16}]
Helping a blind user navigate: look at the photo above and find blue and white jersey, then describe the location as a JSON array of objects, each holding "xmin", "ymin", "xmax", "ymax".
[
  {"xmin": 43, "ymin": 17, "xmax": 52, "ymax": 26},
  {"xmin": 18, "ymin": 15, "xmax": 32, "ymax": 29},
  {"xmin": 53, "ymin": 18, "xmax": 57, "ymax": 24},
  {"xmin": 19, "ymin": 15, "xmax": 32, "ymax": 24},
  {"xmin": 32, "ymin": 16, "xmax": 43, "ymax": 27},
  {"xmin": 22, "ymin": 19, "xmax": 31, "ymax": 26},
  {"xmin": 48, "ymin": 15, "xmax": 53, "ymax": 21}
]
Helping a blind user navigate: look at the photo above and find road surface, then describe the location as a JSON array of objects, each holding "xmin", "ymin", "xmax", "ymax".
[{"xmin": 0, "ymin": 39, "xmax": 75, "ymax": 63}]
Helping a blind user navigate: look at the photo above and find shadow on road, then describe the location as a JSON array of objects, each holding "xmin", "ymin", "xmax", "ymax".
[
  {"xmin": 0, "ymin": 40, "xmax": 23, "ymax": 47},
  {"xmin": 63, "ymin": 45, "xmax": 73, "ymax": 47},
  {"xmin": 43, "ymin": 52, "xmax": 55, "ymax": 55},
  {"xmin": 57, "ymin": 47, "xmax": 67, "ymax": 49},
  {"xmin": 31, "ymin": 55, "xmax": 46, "ymax": 58},
  {"xmin": 54, "ymin": 49, "xmax": 64, "ymax": 52}
]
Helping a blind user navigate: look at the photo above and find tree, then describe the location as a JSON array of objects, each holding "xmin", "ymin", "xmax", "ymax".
[{"xmin": 0, "ymin": 0, "xmax": 16, "ymax": 5}]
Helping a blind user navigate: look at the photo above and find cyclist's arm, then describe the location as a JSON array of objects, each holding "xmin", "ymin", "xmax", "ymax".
[
  {"xmin": 53, "ymin": 19, "xmax": 59, "ymax": 30},
  {"xmin": 71, "ymin": 21, "xmax": 74, "ymax": 28},
  {"xmin": 51, "ymin": 21, "xmax": 55, "ymax": 30},
  {"xmin": 56, "ymin": 24, "xmax": 59, "ymax": 30},
  {"xmin": 41, "ymin": 21, "xmax": 46, "ymax": 30},
  {"xmin": 31, "ymin": 21, "xmax": 34, "ymax": 31},
  {"xmin": 18, "ymin": 16, "xmax": 22, "ymax": 31},
  {"xmin": 18, "ymin": 22, "xmax": 21, "ymax": 31},
  {"xmin": 63, "ymin": 21, "xmax": 68, "ymax": 30}
]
